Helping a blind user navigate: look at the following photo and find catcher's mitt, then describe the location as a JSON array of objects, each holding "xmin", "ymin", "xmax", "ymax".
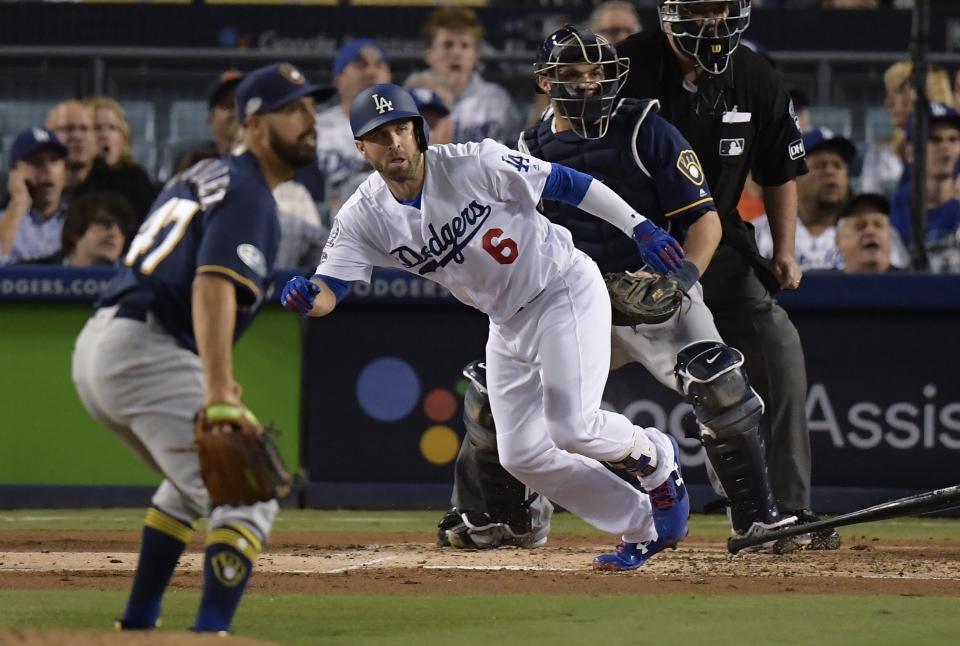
[
  {"xmin": 195, "ymin": 404, "xmax": 292, "ymax": 507},
  {"xmin": 604, "ymin": 272, "xmax": 684, "ymax": 326}
]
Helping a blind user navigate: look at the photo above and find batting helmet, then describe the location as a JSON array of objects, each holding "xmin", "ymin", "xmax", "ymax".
[
  {"xmin": 534, "ymin": 25, "xmax": 629, "ymax": 140},
  {"xmin": 350, "ymin": 83, "xmax": 430, "ymax": 151},
  {"xmin": 658, "ymin": 0, "xmax": 751, "ymax": 76}
]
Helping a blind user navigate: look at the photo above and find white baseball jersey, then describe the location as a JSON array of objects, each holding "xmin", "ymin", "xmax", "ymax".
[
  {"xmin": 317, "ymin": 139, "xmax": 577, "ymax": 323},
  {"xmin": 451, "ymin": 74, "xmax": 522, "ymax": 145},
  {"xmin": 752, "ymin": 214, "xmax": 842, "ymax": 271}
]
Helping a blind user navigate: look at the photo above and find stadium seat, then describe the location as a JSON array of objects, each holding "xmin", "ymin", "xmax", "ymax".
[
  {"xmin": 131, "ymin": 139, "xmax": 158, "ymax": 179},
  {"xmin": 864, "ymin": 106, "xmax": 893, "ymax": 144},
  {"xmin": 0, "ymin": 99, "xmax": 57, "ymax": 137},
  {"xmin": 808, "ymin": 106, "xmax": 853, "ymax": 138},
  {"xmin": 122, "ymin": 100, "xmax": 157, "ymax": 143},
  {"xmin": 169, "ymin": 100, "xmax": 209, "ymax": 143}
]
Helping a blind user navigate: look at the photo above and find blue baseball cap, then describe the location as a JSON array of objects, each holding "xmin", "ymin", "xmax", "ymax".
[
  {"xmin": 9, "ymin": 127, "xmax": 67, "ymax": 166},
  {"xmin": 802, "ymin": 127, "xmax": 856, "ymax": 163},
  {"xmin": 408, "ymin": 86, "xmax": 450, "ymax": 117},
  {"xmin": 333, "ymin": 39, "xmax": 389, "ymax": 76},
  {"xmin": 234, "ymin": 63, "xmax": 334, "ymax": 126},
  {"xmin": 905, "ymin": 101, "xmax": 960, "ymax": 141}
]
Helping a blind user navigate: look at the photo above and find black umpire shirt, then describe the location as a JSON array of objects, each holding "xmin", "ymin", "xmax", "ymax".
[{"xmin": 616, "ymin": 30, "xmax": 807, "ymax": 290}]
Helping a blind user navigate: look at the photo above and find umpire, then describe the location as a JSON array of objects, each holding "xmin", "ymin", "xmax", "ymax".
[{"xmin": 616, "ymin": 0, "xmax": 839, "ymax": 549}]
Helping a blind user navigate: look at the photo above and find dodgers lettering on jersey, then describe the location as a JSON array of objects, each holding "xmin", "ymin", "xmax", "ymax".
[
  {"xmin": 317, "ymin": 139, "xmax": 577, "ymax": 322},
  {"xmin": 98, "ymin": 152, "xmax": 280, "ymax": 351}
]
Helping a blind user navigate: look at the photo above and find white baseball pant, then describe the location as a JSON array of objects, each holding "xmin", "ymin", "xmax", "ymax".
[{"xmin": 485, "ymin": 251, "xmax": 673, "ymax": 543}]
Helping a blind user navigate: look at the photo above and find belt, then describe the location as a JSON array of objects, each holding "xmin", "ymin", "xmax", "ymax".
[{"xmin": 113, "ymin": 302, "xmax": 148, "ymax": 322}]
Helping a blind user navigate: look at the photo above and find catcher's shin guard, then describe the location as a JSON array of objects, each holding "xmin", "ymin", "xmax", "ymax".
[
  {"xmin": 675, "ymin": 341, "xmax": 784, "ymax": 533},
  {"xmin": 440, "ymin": 360, "xmax": 553, "ymax": 549}
]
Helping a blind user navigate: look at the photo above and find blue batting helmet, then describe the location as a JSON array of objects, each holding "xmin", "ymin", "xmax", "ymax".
[{"xmin": 350, "ymin": 83, "xmax": 430, "ymax": 151}]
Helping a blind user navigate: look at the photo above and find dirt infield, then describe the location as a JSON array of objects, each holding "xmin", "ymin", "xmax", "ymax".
[{"xmin": 3, "ymin": 530, "xmax": 960, "ymax": 598}]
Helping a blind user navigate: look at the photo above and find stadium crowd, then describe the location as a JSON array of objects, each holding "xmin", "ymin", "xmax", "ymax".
[{"xmin": 1, "ymin": 2, "xmax": 957, "ymax": 274}]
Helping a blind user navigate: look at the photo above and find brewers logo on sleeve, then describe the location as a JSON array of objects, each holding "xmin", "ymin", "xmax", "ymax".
[{"xmin": 676, "ymin": 150, "xmax": 705, "ymax": 186}]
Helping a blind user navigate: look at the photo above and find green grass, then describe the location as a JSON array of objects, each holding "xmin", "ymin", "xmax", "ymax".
[
  {"xmin": 2, "ymin": 510, "xmax": 959, "ymax": 645},
  {"xmin": 1, "ymin": 508, "xmax": 958, "ymax": 540},
  {"xmin": 1, "ymin": 590, "xmax": 958, "ymax": 646}
]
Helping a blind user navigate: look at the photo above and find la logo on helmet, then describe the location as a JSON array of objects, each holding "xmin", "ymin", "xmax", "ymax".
[{"xmin": 372, "ymin": 94, "xmax": 394, "ymax": 114}]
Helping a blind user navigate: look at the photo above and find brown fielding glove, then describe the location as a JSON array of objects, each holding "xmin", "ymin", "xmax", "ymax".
[
  {"xmin": 604, "ymin": 272, "xmax": 685, "ymax": 326},
  {"xmin": 195, "ymin": 404, "xmax": 292, "ymax": 507}
]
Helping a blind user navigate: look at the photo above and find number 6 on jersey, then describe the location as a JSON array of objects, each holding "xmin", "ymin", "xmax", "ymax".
[{"xmin": 482, "ymin": 227, "xmax": 519, "ymax": 264}]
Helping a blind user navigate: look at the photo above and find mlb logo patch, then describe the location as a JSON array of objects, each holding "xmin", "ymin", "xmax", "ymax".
[
  {"xmin": 719, "ymin": 138, "xmax": 745, "ymax": 156},
  {"xmin": 788, "ymin": 139, "xmax": 805, "ymax": 160}
]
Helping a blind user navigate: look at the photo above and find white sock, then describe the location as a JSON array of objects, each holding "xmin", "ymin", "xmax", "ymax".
[{"xmin": 637, "ymin": 428, "xmax": 675, "ymax": 492}]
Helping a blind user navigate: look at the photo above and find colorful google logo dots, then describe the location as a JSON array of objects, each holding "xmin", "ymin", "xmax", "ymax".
[
  {"xmin": 420, "ymin": 425, "xmax": 460, "ymax": 465},
  {"xmin": 424, "ymin": 388, "xmax": 458, "ymax": 421},
  {"xmin": 420, "ymin": 388, "xmax": 460, "ymax": 464},
  {"xmin": 355, "ymin": 357, "xmax": 421, "ymax": 422}
]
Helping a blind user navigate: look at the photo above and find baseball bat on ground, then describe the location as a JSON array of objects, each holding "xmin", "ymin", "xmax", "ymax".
[{"xmin": 727, "ymin": 484, "xmax": 960, "ymax": 554}]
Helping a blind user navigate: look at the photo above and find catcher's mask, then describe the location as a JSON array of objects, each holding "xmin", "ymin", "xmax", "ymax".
[
  {"xmin": 534, "ymin": 25, "xmax": 629, "ymax": 140},
  {"xmin": 659, "ymin": 0, "xmax": 751, "ymax": 76}
]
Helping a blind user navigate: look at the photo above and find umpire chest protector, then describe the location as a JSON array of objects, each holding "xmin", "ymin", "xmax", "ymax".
[{"xmin": 523, "ymin": 99, "xmax": 661, "ymax": 274}]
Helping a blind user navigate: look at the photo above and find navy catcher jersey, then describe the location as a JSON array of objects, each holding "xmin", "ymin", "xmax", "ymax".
[
  {"xmin": 99, "ymin": 152, "xmax": 280, "ymax": 352},
  {"xmin": 520, "ymin": 99, "xmax": 714, "ymax": 273}
]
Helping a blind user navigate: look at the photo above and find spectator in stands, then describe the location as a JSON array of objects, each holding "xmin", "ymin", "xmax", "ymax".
[
  {"xmin": 422, "ymin": 6, "xmax": 521, "ymax": 144},
  {"xmin": 86, "ymin": 95, "xmax": 158, "ymax": 195},
  {"xmin": 891, "ymin": 102, "xmax": 960, "ymax": 273},
  {"xmin": 87, "ymin": 96, "xmax": 134, "ymax": 168},
  {"xmin": 860, "ymin": 61, "xmax": 953, "ymax": 198},
  {"xmin": 754, "ymin": 128, "xmax": 856, "ymax": 271},
  {"xmin": 273, "ymin": 180, "xmax": 328, "ymax": 271},
  {"xmin": 45, "ymin": 100, "xmax": 96, "ymax": 191},
  {"xmin": 836, "ymin": 193, "xmax": 894, "ymax": 273},
  {"xmin": 589, "ymin": 1, "xmax": 643, "ymax": 44},
  {"xmin": 209, "ymin": 71, "xmax": 243, "ymax": 155},
  {"xmin": 46, "ymin": 99, "xmax": 158, "ymax": 222},
  {"xmin": 172, "ymin": 71, "xmax": 243, "ymax": 176},
  {"xmin": 34, "ymin": 192, "xmax": 135, "ymax": 267},
  {"xmin": 406, "ymin": 83, "xmax": 453, "ymax": 145},
  {"xmin": 317, "ymin": 38, "xmax": 392, "ymax": 218},
  {"xmin": 0, "ymin": 128, "xmax": 68, "ymax": 265}
]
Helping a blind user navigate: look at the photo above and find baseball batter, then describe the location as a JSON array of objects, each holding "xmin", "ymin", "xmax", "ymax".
[
  {"xmin": 439, "ymin": 27, "xmax": 796, "ymax": 555},
  {"xmin": 71, "ymin": 63, "xmax": 327, "ymax": 634},
  {"xmin": 282, "ymin": 83, "xmax": 689, "ymax": 570}
]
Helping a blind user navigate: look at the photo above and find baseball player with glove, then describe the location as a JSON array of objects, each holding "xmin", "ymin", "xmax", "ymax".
[
  {"xmin": 72, "ymin": 63, "xmax": 329, "ymax": 634},
  {"xmin": 438, "ymin": 26, "xmax": 796, "ymax": 562},
  {"xmin": 282, "ymin": 82, "xmax": 690, "ymax": 570}
]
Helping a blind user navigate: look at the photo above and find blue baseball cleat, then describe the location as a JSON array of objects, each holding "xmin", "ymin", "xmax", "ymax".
[{"xmin": 593, "ymin": 433, "xmax": 689, "ymax": 571}]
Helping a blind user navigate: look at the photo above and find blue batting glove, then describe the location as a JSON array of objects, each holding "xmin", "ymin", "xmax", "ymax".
[
  {"xmin": 281, "ymin": 276, "xmax": 321, "ymax": 314},
  {"xmin": 632, "ymin": 219, "xmax": 685, "ymax": 273}
]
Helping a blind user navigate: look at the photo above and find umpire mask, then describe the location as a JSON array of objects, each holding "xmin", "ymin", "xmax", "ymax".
[
  {"xmin": 534, "ymin": 26, "xmax": 630, "ymax": 140},
  {"xmin": 659, "ymin": 0, "xmax": 751, "ymax": 76}
]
